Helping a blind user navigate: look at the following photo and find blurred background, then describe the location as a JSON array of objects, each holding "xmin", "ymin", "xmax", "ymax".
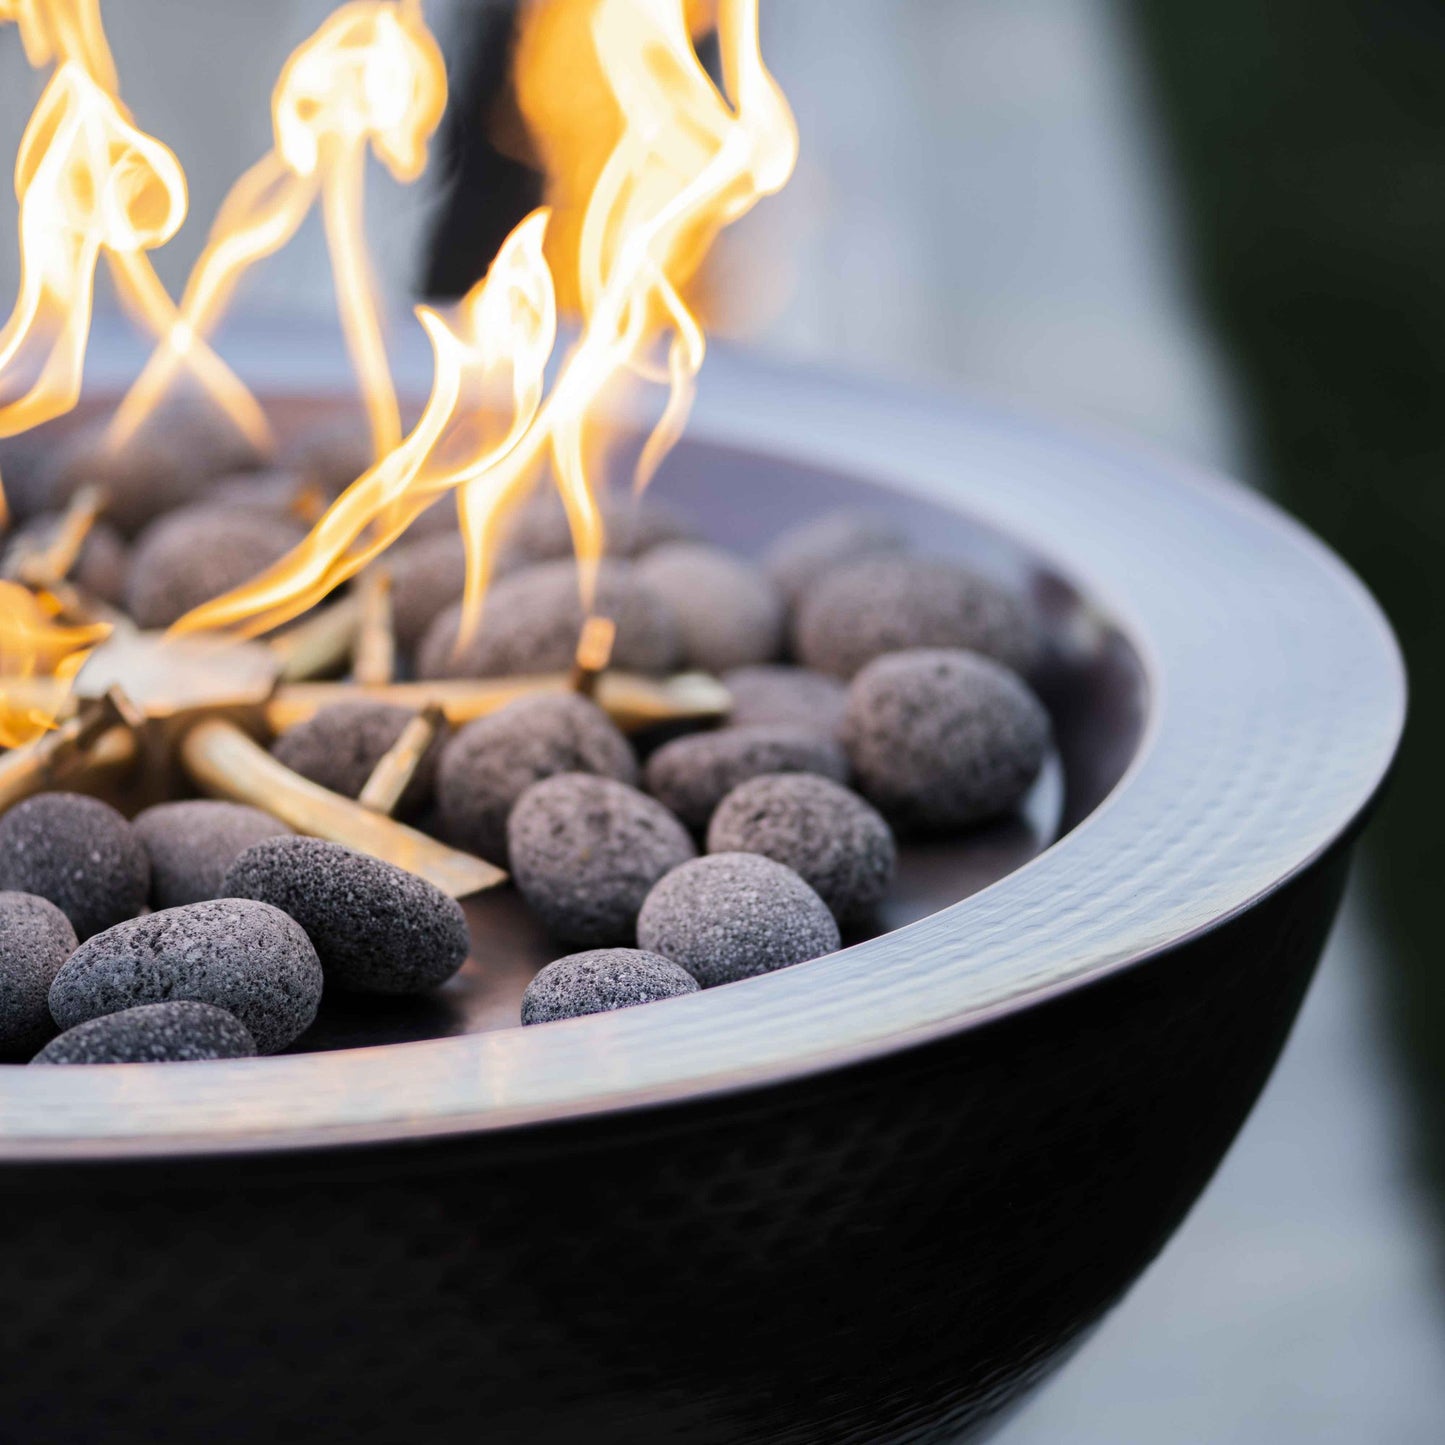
[{"xmin": 2, "ymin": 1, "xmax": 1442, "ymax": 1437}]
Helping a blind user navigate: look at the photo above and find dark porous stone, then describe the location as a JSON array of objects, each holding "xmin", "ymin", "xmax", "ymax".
[
  {"xmin": 636, "ymin": 542, "xmax": 784, "ymax": 672},
  {"xmin": 206, "ymin": 468, "xmax": 310, "ymax": 519},
  {"xmin": 134, "ymin": 801, "xmax": 292, "ymax": 910},
  {"xmin": 643, "ymin": 725, "xmax": 849, "ymax": 833},
  {"xmin": 223, "ymin": 837, "xmax": 470, "ymax": 996},
  {"xmin": 843, "ymin": 648, "xmax": 1049, "ymax": 833},
  {"xmin": 0, "ymin": 793, "xmax": 149, "ymax": 941},
  {"xmin": 389, "ymin": 531, "xmax": 468, "ymax": 654},
  {"xmin": 271, "ymin": 701, "xmax": 443, "ymax": 816},
  {"xmin": 438, "ymin": 694, "xmax": 638, "ymax": 866},
  {"xmin": 637, "ymin": 852, "xmax": 840, "ymax": 987},
  {"xmin": 794, "ymin": 554, "xmax": 1041, "ymax": 680},
  {"xmin": 0, "ymin": 431, "xmax": 57, "ymax": 523},
  {"xmin": 520, "ymin": 948, "xmax": 699, "ymax": 1025},
  {"xmin": 507, "ymin": 774, "xmax": 696, "ymax": 947},
  {"xmin": 417, "ymin": 559, "xmax": 678, "ymax": 680},
  {"xmin": 763, "ymin": 509, "xmax": 907, "ymax": 610},
  {"xmin": 49, "ymin": 899, "xmax": 322, "ymax": 1053},
  {"xmin": 125, "ymin": 504, "xmax": 305, "ymax": 629},
  {"xmin": 707, "ymin": 773, "xmax": 896, "ymax": 924},
  {"xmin": 0, "ymin": 891, "xmax": 77, "ymax": 1058},
  {"xmin": 722, "ymin": 664, "xmax": 849, "ymax": 740},
  {"xmin": 32, "ymin": 1001, "xmax": 255, "ymax": 1065},
  {"xmin": 284, "ymin": 421, "xmax": 373, "ymax": 503},
  {"xmin": 3, "ymin": 513, "xmax": 129, "ymax": 605},
  {"xmin": 503, "ymin": 489, "xmax": 692, "ymax": 565}
]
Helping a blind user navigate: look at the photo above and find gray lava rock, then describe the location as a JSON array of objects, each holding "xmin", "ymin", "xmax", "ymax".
[
  {"xmin": 32, "ymin": 1001, "xmax": 256, "ymax": 1065},
  {"xmin": 503, "ymin": 489, "xmax": 692, "ymax": 564},
  {"xmin": 794, "ymin": 555, "xmax": 1041, "ymax": 679},
  {"xmin": 125, "ymin": 503, "xmax": 305, "ymax": 629},
  {"xmin": 284, "ymin": 421, "xmax": 373, "ymax": 503},
  {"xmin": 223, "ymin": 836, "xmax": 470, "ymax": 996},
  {"xmin": 843, "ymin": 648, "xmax": 1049, "ymax": 833},
  {"xmin": 722, "ymin": 664, "xmax": 849, "ymax": 740},
  {"xmin": 417, "ymin": 559, "xmax": 678, "ymax": 680},
  {"xmin": 644, "ymin": 725, "xmax": 849, "ymax": 833},
  {"xmin": 271, "ymin": 701, "xmax": 443, "ymax": 816},
  {"xmin": 437, "ymin": 694, "xmax": 638, "ymax": 866},
  {"xmin": 0, "ymin": 793, "xmax": 149, "ymax": 940},
  {"xmin": 134, "ymin": 801, "xmax": 292, "ymax": 910},
  {"xmin": 637, "ymin": 852, "xmax": 840, "ymax": 987},
  {"xmin": 206, "ymin": 468, "xmax": 310, "ymax": 518},
  {"xmin": 390, "ymin": 531, "xmax": 468, "ymax": 654},
  {"xmin": 3, "ymin": 512, "xmax": 129, "ymax": 605},
  {"xmin": 707, "ymin": 773, "xmax": 896, "ymax": 924},
  {"xmin": 507, "ymin": 773, "xmax": 696, "ymax": 947},
  {"xmin": 635, "ymin": 542, "xmax": 784, "ymax": 672},
  {"xmin": 520, "ymin": 948, "xmax": 699, "ymax": 1025},
  {"xmin": 763, "ymin": 509, "xmax": 907, "ymax": 609},
  {"xmin": 49, "ymin": 898, "xmax": 322, "ymax": 1053},
  {"xmin": 0, "ymin": 891, "xmax": 77, "ymax": 1057}
]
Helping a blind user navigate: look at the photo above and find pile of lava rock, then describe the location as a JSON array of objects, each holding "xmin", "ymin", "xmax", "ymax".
[{"xmin": 0, "ymin": 418, "xmax": 1050, "ymax": 1063}]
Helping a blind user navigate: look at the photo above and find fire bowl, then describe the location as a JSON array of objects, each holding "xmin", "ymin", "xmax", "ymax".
[{"xmin": 0, "ymin": 330, "xmax": 1404, "ymax": 1445}]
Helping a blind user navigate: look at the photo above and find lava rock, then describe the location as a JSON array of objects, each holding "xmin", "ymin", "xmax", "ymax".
[
  {"xmin": 3, "ymin": 512, "xmax": 129, "ymax": 605},
  {"xmin": 843, "ymin": 648, "xmax": 1049, "ymax": 833},
  {"xmin": 223, "ymin": 836, "xmax": 470, "ymax": 995},
  {"xmin": 206, "ymin": 468, "xmax": 311, "ymax": 519},
  {"xmin": 437, "ymin": 694, "xmax": 638, "ymax": 866},
  {"xmin": 503, "ymin": 489, "xmax": 692, "ymax": 565},
  {"xmin": 0, "ymin": 431, "xmax": 57, "ymax": 524},
  {"xmin": 637, "ymin": 852, "xmax": 840, "ymax": 987},
  {"xmin": 0, "ymin": 891, "xmax": 77, "ymax": 1057},
  {"xmin": 417, "ymin": 559, "xmax": 678, "ymax": 680},
  {"xmin": 643, "ymin": 725, "xmax": 849, "ymax": 833},
  {"xmin": 125, "ymin": 503, "xmax": 305, "ymax": 629},
  {"xmin": 134, "ymin": 800, "xmax": 292, "ymax": 910},
  {"xmin": 0, "ymin": 793, "xmax": 149, "ymax": 940},
  {"xmin": 32, "ymin": 1001, "xmax": 256, "ymax": 1065},
  {"xmin": 763, "ymin": 509, "xmax": 907, "ymax": 610},
  {"xmin": 520, "ymin": 948, "xmax": 699, "ymax": 1025},
  {"xmin": 635, "ymin": 542, "xmax": 784, "ymax": 672},
  {"xmin": 389, "ymin": 531, "xmax": 468, "ymax": 654},
  {"xmin": 722, "ymin": 664, "xmax": 849, "ymax": 740},
  {"xmin": 284, "ymin": 421, "xmax": 373, "ymax": 503},
  {"xmin": 50, "ymin": 899, "xmax": 322, "ymax": 1053},
  {"xmin": 794, "ymin": 555, "xmax": 1041, "ymax": 679},
  {"xmin": 271, "ymin": 701, "xmax": 443, "ymax": 816},
  {"xmin": 707, "ymin": 773, "xmax": 896, "ymax": 924},
  {"xmin": 507, "ymin": 773, "xmax": 696, "ymax": 947}
]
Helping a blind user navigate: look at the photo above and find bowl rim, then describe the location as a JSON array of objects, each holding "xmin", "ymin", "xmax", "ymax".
[{"xmin": 0, "ymin": 324, "xmax": 1405, "ymax": 1160}]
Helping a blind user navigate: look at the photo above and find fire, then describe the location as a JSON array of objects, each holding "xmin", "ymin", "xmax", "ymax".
[
  {"xmin": 174, "ymin": 0, "xmax": 797, "ymax": 646},
  {"xmin": 0, "ymin": 580, "xmax": 108, "ymax": 747},
  {"xmin": 106, "ymin": 0, "xmax": 447, "ymax": 463}
]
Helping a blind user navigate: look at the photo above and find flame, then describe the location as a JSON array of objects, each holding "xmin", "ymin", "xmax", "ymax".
[
  {"xmin": 107, "ymin": 0, "xmax": 447, "ymax": 462},
  {"xmin": 175, "ymin": 0, "xmax": 796, "ymax": 649},
  {"xmin": 0, "ymin": 580, "xmax": 109, "ymax": 747}
]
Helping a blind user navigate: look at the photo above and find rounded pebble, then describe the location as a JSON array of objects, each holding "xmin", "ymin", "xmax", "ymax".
[
  {"xmin": 31, "ymin": 1001, "xmax": 256, "ymax": 1065},
  {"xmin": 417, "ymin": 559, "xmax": 678, "ymax": 680},
  {"xmin": 133, "ymin": 800, "xmax": 292, "ymax": 910},
  {"xmin": 0, "ymin": 892, "xmax": 77, "ymax": 1057},
  {"xmin": 638, "ymin": 853, "xmax": 840, "ymax": 987},
  {"xmin": 437, "ymin": 693, "xmax": 638, "ymax": 866},
  {"xmin": 284, "ymin": 421, "xmax": 373, "ymax": 503},
  {"xmin": 763, "ymin": 509, "xmax": 907, "ymax": 610},
  {"xmin": 125, "ymin": 504, "xmax": 305, "ymax": 629},
  {"xmin": 707, "ymin": 773, "xmax": 896, "ymax": 924},
  {"xmin": 503, "ymin": 489, "xmax": 692, "ymax": 564},
  {"xmin": 223, "ymin": 836, "xmax": 470, "ymax": 995},
  {"xmin": 49, "ymin": 898, "xmax": 322, "ymax": 1053},
  {"xmin": 794, "ymin": 554, "xmax": 1040, "ymax": 679},
  {"xmin": 644, "ymin": 725, "xmax": 849, "ymax": 833},
  {"xmin": 507, "ymin": 774, "xmax": 696, "ymax": 947},
  {"xmin": 389, "ymin": 531, "xmax": 468, "ymax": 654},
  {"xmin": 635, "ymin": 542, "xmax": 784, "ymax": 672},
  {"xmin": 843, "ymin": 648, "xmax": 1049, "ymax": 833},
  {"xmin": 520, "ymin": 948, "xmax": 699, "ymax": 1025},
  {"xmin": 271, "ymin": 701, "xmax": 443, "ymax": 816},
  {"xmin": 0, "ymin": 793, "xmax": 149, "ymax": 941},
  {"xmin": 722, "ymin": 664, "xmax": 849, "ymax": 740}
]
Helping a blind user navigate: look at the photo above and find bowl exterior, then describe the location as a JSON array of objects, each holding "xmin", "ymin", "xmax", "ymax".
[{"xmin": 0, "ymin": 835, "xmax": 1351, "ymax": 1444}]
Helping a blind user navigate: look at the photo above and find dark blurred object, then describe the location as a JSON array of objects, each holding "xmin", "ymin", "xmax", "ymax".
[{"xmin": 1130, "ymin": 0, "xmax": 1445, "ymax": 1253}]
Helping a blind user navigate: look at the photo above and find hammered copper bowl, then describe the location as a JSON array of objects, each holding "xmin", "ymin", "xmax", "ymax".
[{"xmin": 0, "ymin": 334, "xmax": 1404, "ymax": 1445}]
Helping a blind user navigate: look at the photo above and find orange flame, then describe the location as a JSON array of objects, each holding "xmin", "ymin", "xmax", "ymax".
[
  {"xmin": 107, "ymin": 0, "xmax": 447, "ymax": 463},
  {"xmin": 175, "ymin": 0, "xmax": 796, "ymax": 647},
  {"xmin": 0, "ymin": 580, "xmax": 109, "ymax": 747}
]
